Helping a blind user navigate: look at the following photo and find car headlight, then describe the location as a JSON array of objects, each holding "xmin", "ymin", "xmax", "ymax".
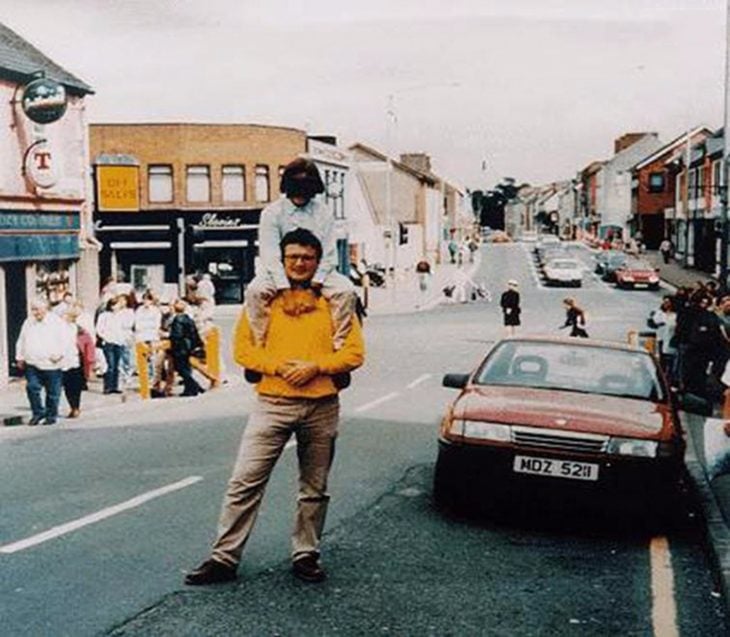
[
  {"xmin": 607, "ymin": 437, "xmax": 658, "ymax": 458},
  {"xmin": 649, "ymin": 276, "xmax": 658, "ymax": 283},
  {"xmin": 462, "ymin": 420, "xmax": 511, "ymax": 442},
  {"xmin": 622, "ymin": 275, "xmax": 634, "ymax": 282}
]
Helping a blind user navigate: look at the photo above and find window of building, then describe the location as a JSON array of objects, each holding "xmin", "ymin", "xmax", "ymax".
[
  {"xmin": 713, "ymin": 159, "xmax": 724, "ymax": 193},
  {"xmin": 148, "ymin": 165, "xmax": 173, "ymax": 203},
  {"xmin": 334, "ymin": 172, "xmax": 346, "ymax": 220},
  {"xmin": 648, "ymin": 171, "xmax": 665, "ymax": 193},
  {"xmin": 222, "ymin": 165, "xmax": 245, "ymax": 202},
  {"xmin": 186, "ymin": 165, "xmax": 210, "ymax": 202},
  {"xmin": 255, "ymin": 165, "xmax": 270, "ymax": 202},
  {"xmin": 688, "ymin": 169, "xmax": 696, "ymax": 199},
  {"xmin": 696, "ymin": 166, "xmax": 705, "ymax": 197}
]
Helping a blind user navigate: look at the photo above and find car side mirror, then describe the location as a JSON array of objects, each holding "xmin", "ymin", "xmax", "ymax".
[{"xmin": 442, "ymin": 373, "xmax": 469, "ymax": 389}]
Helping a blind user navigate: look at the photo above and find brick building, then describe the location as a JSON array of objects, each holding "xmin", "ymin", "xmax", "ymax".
[{"xmin": 89, "ymin": 123, "xmax": 306, "ymax": 304}]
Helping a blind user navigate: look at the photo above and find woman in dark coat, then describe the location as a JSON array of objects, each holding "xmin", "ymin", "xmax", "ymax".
[
  {"xmin": 500, "ymin": 280, "xmax": 521, "ymax": 336},
  {"xmin": 169, "ymin": 299, "xmax": 205, "ymax": 397}
]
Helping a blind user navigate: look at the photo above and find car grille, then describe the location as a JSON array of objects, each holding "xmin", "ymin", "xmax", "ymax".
[{"xmin": 511, "ymin": 425, "xmax": 608, "ymax": 455}]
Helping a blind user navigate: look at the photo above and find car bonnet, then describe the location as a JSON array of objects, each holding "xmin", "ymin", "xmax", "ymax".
[{"xmin": 452, "ymin": 386, "xmax": 668, "ymax": 439}]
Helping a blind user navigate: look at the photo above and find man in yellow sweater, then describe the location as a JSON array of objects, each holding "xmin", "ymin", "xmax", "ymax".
[{"xmin": 185, "ymin": 228, "xmax": 365, "ymax": 586}]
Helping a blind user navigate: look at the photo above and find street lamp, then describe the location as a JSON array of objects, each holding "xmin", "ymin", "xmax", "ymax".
[
  {"xmin": 383, "ymin": 81, "xmax": 461, "ymax": 291},
  {"xmin": 719, "ymin": 0, "xmax": 730, "ymax": 293}
]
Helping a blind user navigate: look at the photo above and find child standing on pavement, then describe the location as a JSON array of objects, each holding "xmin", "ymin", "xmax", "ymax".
[{"xmin": 244, "ymin": 159, "xmax": 355, "ymax": 358}]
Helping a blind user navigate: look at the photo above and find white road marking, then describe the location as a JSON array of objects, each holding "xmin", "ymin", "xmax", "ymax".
[
  {"xmin": 0, "ymin": 476, "xmax": 203, "ymax": 554},
  {"xmin": 285, "ymin": 439, "xmax": 296, "ymax": 450},
  {"xmin": 354, "ymin": 392, "xmax": 400, "ymax": 413},
  {"xmin": 407, "ymin": 374, "xmax": 431, "ymax": 389},
  {"xmin": 650, "ymin": 535, "xmax": 679, "ymax": 637}
]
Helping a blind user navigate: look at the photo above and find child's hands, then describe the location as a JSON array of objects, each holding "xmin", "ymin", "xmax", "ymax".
[{"xmin": 282, "ymin": 289, "xmax": 317, "ymax": 316}]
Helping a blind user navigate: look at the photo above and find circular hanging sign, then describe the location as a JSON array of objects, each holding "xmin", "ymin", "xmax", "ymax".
[
  {"xmin": 21, "ymin": 77, "xmax": 68, "ymax": 124},
  {"xmin": 25, "ymin": 141, "xmax": 59, "ymax": 189}
]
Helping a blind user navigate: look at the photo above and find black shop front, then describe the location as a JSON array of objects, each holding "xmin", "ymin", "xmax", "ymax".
[{"xmin": 94, "ymin": 209, "xmax": 261, "ymax": 304}]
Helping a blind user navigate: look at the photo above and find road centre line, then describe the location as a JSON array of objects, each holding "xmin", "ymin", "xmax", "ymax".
[
  {"xmin": 0, "ymin": 476, "xmax": 203, "ymax": 554},
  {"xmin": 650, "ymin": 535, "xmax": 678, "ymax": 637},
  {"xmin": 407, "ymin": 374, "xmax": 431, "ymax": 389},
  {"xmin": 354, "ymin": 392, "xmax": 400, "ymax": 413}
]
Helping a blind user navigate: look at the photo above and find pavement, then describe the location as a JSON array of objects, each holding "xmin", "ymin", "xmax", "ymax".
[{"xmin": 4, "ymin": 243, "xmax": 730, "ymax": 618}]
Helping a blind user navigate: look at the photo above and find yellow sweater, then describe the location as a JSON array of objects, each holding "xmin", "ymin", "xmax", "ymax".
[{"xmin": 233, "ymin": 295, "xmax": 365, "ymax": 398}]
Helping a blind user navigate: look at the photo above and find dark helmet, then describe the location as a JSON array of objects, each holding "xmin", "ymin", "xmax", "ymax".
[{"xmin": 280, "ymin": 157, "xmax": 325, "ymax": 200}]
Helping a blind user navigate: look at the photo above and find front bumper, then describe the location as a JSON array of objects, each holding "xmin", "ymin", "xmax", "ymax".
[{"xmin": 436, "ymin": 437, "xmax": 683, "ymax": 505}]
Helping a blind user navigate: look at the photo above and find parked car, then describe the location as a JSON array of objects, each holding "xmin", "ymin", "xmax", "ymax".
[
  {"xmin": 543, "ymin": 258, "xmax": 583, "ymax": 287},
  {"xmin": 614, "ymin": 259, "xmax": 660, "ymax": 290},
  {"xmin": 536, "ymin": 245, "xmax": 569, "ymax": 267},
  {"xmin": 434, "ymin": 336, "xmax": 687, "ymax": 517},
  {"xmin": 600, "ymin": 252, "xmax": 629, "ymax": 282},
  {"xmin": 593, "ymin": 250, "xmax": 621, "ymax": 275},
  {"xmin": 534, "ymin": 234, "xmax": 561, "ymax": 253}
]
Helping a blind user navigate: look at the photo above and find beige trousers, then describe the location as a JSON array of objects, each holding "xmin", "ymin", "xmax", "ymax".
[{"xmin": 211, "ymin": 394, "xmax": 339, "ymax": 567}]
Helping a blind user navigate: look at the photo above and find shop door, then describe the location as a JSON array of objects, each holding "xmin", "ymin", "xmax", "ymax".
[
  {"xmin": 5, "ymin": 263, "xmax": 27, "ymax": 377},
  {"xmin": 193, "ymin": 247, "xmax": 250, "ymax": 304}
]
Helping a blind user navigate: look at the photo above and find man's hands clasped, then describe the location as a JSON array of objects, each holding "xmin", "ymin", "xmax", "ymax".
[{"xmin": 277, "ymin": 360, "xmax": 320, "ymax": 386}]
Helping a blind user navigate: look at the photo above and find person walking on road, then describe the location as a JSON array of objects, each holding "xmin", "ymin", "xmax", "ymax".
[
  {"xmin": 185, "ymin": 228, "xmax": 365, "ymax": 587},
  {"xmin": 415, "ymin": 259, "xmax": 432, "ymax": 309},
  {"xmin": 15, "ymin": 298, "xmax": 67, "ymax": 425},
  {"xmin": 500, "ymin": 280, "xmax": 521, "ymax": 336},
  {"xmin": 561, "ymin": 297, "xmax": 589, "ymax": 338}
]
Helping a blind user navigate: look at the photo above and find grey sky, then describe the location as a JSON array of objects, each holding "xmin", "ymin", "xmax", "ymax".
[{"xmin": 1, "ymin": 0, "xmax": 726, "ymax": 187}]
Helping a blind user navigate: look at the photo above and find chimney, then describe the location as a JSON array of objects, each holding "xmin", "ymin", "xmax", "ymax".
[
  {"xmin": 399, "ymin": 153, "xmax": 432, "ymax": 173},
  {"xmin": 614, "ymin": 132, "xmax": 656, "ymax": 154}
]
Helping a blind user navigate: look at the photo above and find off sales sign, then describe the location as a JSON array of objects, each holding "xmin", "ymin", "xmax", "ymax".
[{"xmin": 97, "ymin": 165, "xmax": 140, "ymax": 211}]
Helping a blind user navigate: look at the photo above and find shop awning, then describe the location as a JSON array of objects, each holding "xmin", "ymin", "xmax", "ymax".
[{"xmin": 110, "ymin": 241, "xmax": 171, "ymax": 250}]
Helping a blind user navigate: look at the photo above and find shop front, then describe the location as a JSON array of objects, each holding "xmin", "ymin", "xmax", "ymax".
[
  {"xmin": 95, "ymin": 209, "xmax": 261, "ymax": 304},
  {"xmin": 0, "ymin": 211, "xmax": 80, "ymax": 379}
]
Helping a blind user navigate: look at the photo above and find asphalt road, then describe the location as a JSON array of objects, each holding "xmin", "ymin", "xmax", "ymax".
[{"xmin": 1, "ymin": 243, "xmax": 727, "ymax": 636}]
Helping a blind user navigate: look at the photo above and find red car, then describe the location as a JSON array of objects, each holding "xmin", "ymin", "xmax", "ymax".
[
  {"xmin": 614, "ymin": 259, "xmax": 660, "ymax": 290},
  {"xmin": 435, "ymin": 336, "xmax": 686, "ymax": 516}
]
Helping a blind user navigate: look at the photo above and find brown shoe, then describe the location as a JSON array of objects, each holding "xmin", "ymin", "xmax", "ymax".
[
  {"xmin": 292, "ymin": 554, "xmax": 326, "ymax": 583},
  {"xmin": 184, "ymin": 558, "xmax": 237, "ymax": 586},
  {"xmin": 68, "ymin": 408, "xmax": 80, "ymax": 418}
]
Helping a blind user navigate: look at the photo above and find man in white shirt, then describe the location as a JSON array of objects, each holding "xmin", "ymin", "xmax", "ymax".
[{"xmin": 15, "ymin": 297, "xmax": 68, "ymax": 425}]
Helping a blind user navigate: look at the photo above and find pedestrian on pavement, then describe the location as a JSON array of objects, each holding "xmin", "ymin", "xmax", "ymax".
[
  {"xmin": 95, "ymin": 296, "xmax": 127, "ymax": 395},
  {"xmin": 61, "ymin": 306, "xmax": 95, "ymax": 418},
  {"xmin": 659, "ymin": 238, "xmax": 673, "ymax": 264},
  {"xmin": 684, "ymin": 294, "xmax": 721, "ymax": 397},
  {"xmin": 500, "ymin": 280, "xmax": 521, "ymax": 336},
  {"xmin": 184, "ymin": 228, "xmax": 365, "ymax": 587},
  {"xmin": 415, "ymin": 259, "xmax": 432, "ymax": 309},
  {"xmin": 561, "ymin": 297, "xmax": 589, "ymax": 338},
  {"xmin": 169, "ymin": 299, "xmax": 206, "ymax": 397},
  {"xmin": 244, "ymin": 158, "xmax": 355, "ymax": 359},
  {"xmin": 134, "ymin": 290, "xmax": 162, "ymax": 382},
  {"xmin": 151, "ymin": 300, "xmax": 175, "ymax": 398},
  {"xmin": 448, "ymin": 238, "xmax": 458, "ymax": 264},
  {"xmin": 53, "ymin": 290, "xmax": 74, "ymax": 317},
  {"xmin": 652, "ymin": 296, "xmax": 678, "ymax": 385},
  {"xmin": 117, "ymin": 293, "xmax": 136, "ymax": 389},
  {"xmin": 15, "ymin": 297, "xmax": 67, "ymax": 425}
]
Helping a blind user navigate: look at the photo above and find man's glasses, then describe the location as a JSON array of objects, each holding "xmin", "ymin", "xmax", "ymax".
[{"xmin": 284, "ymin": 254, "xmax": 317, "ymax": 263}]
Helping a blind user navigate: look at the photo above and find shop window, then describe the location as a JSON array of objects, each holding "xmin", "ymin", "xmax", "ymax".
[
  {"xmin": 148, "ymin": 165, "xmax": 173, "ymax": 203},
  {"xmin": 648, "ymin": 172, "xmax": 665, "ymax": 194},
  {"xmin": 222, "ymin": 165, "xmax": 245, "ymax": 202},
  {"xmin": 255, "ymin": 165, "xmax": 270, "ymax": 202},
  {"xmin": 186, "ymin": 165, "xmax": 211, "ymax": 203}
]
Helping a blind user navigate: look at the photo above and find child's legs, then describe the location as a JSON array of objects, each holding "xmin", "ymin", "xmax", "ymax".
[
  {"xmin": 320, "ymin": 271, "xmax": 356, "ymax": 350},
  {"xmin": 244, "ymin": 272, "xmax": 279, "ymax": 346}
]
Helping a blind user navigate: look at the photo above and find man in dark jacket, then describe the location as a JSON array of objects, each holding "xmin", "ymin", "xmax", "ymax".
[
  {"xmin": 169, "ymin": 299, "xmax": 205, "ymax": 397},
  {"xmin": 500, "ymin": 280, "xmax": 521, "ymax": 336}
]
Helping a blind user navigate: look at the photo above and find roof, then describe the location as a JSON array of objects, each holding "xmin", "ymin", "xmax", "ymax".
[
  {"xmin": 349, "ymin": 142, "xmax": 436, "ymax": 185},
  {"xmin": 498, "ymin": 334, "xmax": 649, "ymax": 354},
  {"xmin": 633, "ymin": 126, "xmax": 713, "ymax": 171},
  {"xmin": 0, "ymin": 22, "xmax": 93, "ymax": 95}
]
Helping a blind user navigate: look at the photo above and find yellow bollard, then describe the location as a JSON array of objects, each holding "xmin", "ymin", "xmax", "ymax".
[
  {"xmin": 189, "ymin": 325, "xmax": 221, "ymax": 388},
  {"xmin": 136, "ymin": 342, "xmax": 151, "ymax": 400}
]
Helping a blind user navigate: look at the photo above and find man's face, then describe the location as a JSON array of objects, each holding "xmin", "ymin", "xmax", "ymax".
[
  {"xmin": 283, "ymin": 243, "xmax": 319, "ymax": 284},
  {"xmin": 30, "ymin": 305, "xmax": 47, "ymax": 321}
]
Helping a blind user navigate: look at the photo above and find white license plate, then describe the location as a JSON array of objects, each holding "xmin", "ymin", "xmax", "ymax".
[
  {"xmin": 634, "ymin": 283, "xmax": 648, "ymax": 288},
  {"xmin": 513, "ymin": 455, "xmax": 599, "ymax": 481}
]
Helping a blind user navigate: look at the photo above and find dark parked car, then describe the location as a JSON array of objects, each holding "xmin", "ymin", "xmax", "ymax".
[
  {"xmin": 601, "ymin": 253, "xmax": 629, "ymax": 282},
  {"xmin": 434, "ymin": 336, "xmax": 687, "ymax": 517}
]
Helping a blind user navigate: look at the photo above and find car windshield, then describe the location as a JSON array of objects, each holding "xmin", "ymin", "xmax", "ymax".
[
  {"xmin": 608, "ymin": 255, "xmax": 628, "ymax": 265},
  {"xmin": 475, "ymin": 341, "xmax": 665, "ymax": 402},
  {"xmin": 626, "ymin": 260, "xmax": 652, "ymax": 270},
  {"xmin": 550, "ymin": 260, "xmax": 579, "ymax": 269}
]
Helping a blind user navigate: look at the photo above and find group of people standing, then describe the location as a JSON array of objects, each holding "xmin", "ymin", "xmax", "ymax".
[{"xmin": 648, "ymin": 281, "xmax": 730, "ymax": 398}]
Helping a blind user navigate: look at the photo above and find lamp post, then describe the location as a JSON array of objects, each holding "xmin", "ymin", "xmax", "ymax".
[
  {"xmin": 719, "ymin": 0, "xmax": 730, "ymax": 293},
  {"xmin": 383, "ymin": 81, "xmax": 461, "ymax": 293}
]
